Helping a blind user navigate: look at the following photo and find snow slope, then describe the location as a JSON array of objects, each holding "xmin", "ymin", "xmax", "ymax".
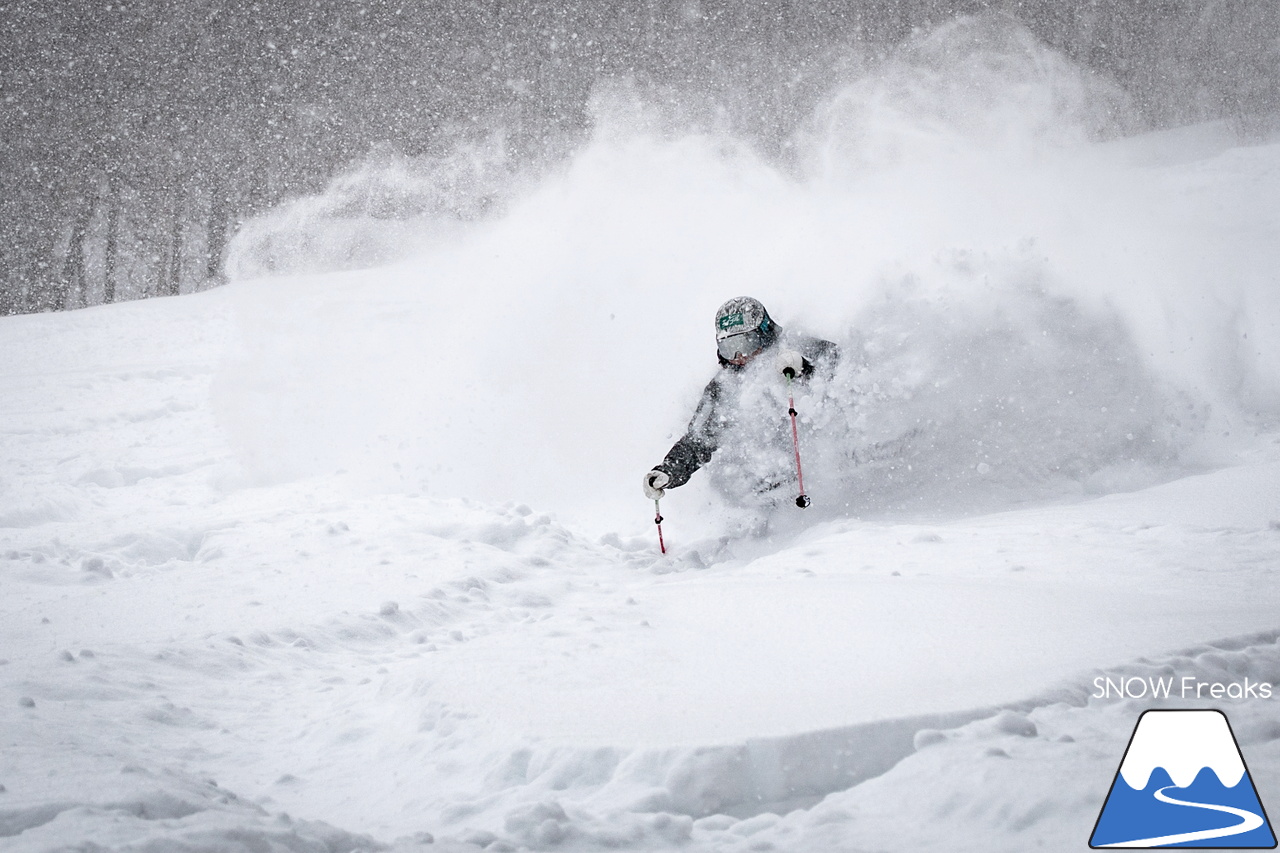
[
  {"xmin": 4, "ymin": 19, "xmax": 1280, "ymax": 853},
  {"xmin": 3, "ymin": 165, "xmax": 1280, "ymax": 852}
]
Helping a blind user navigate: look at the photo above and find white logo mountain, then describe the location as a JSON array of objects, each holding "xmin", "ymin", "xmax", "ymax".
[{"xmin": 1119, "ymin": 710, "xmax": 1245, "ymax": 790}]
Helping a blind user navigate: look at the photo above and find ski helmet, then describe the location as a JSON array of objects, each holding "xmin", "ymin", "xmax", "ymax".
[{"xmin": 714, "ymin": 296, "xmax": 776, "ymax": 364}]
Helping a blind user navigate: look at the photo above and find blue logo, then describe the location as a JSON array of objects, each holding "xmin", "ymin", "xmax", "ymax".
[{"xmin": 1091, "ymin": 710, "xmax": 1276, "ymax": 848}]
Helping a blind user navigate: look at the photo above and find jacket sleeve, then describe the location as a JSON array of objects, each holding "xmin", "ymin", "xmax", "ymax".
[{"xmin": 653, "ymin": 376, "xmax": 725, "ymax": 488}]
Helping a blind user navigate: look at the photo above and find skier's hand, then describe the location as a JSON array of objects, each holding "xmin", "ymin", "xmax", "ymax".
[
  {"xmin": 777, "ymin": 349, "xmax": 804, "ymax": 380},
  {"xmin": 643, "ymin": 469, "xmax": 670, "ymax": 500}
]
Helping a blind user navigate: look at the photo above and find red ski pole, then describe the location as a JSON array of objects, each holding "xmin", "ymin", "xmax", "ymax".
[
  {"xmin": 654, "ymin": 498, "xmax": 667, "ymax": 554},
  {"xmin": 784, "ymin": 370, "xmax": 811, "ymax": 508}
]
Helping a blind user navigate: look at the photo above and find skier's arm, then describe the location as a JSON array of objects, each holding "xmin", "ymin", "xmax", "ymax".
[
  {"xmin": 656, "ymin": 433, "xmax": 715, "ymax": 488},
  {"xmin": 652, "ymin": 377, "xmax": 724, "ymax": 489}
]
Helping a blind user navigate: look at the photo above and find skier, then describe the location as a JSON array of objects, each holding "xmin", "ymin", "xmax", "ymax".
[{"xmin": 642, "ymin": 297, "xmax": 839, "ymax": 508}]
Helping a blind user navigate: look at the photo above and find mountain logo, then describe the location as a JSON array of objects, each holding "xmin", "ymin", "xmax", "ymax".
[{"xmin": 1090, "ymin": 709, "xmax": 1276, "ymax": 848}]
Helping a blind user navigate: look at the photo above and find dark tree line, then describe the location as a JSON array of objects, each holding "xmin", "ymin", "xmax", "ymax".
[{"xmin": 1, "ymin": 0, "xmax": 1275, "ymax": 315}]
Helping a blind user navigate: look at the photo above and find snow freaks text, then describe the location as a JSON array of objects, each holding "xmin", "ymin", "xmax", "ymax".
[{"xmin": 1092, "ymin": 677, "xmax": 1274, "ymax": 701}]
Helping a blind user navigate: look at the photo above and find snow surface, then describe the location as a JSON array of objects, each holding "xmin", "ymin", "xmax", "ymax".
[{"xmin": 4, "ymin": 20, "xmax": 1280, "ymax": 853}]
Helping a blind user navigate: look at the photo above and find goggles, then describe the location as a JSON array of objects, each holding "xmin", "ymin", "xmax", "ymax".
[{"xmin": 717, "ymin": 329, "xmax": 767, "ymax": 362}]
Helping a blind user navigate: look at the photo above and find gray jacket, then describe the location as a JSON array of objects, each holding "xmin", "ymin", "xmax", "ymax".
[{"xmin": 654, "ymin": 328, "xmax": 839, "ymax": 488}]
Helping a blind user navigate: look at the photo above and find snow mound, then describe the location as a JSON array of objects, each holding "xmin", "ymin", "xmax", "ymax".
[{"xmin": 0, "ymin": 766, "xmax": 389, "ymax": 853}]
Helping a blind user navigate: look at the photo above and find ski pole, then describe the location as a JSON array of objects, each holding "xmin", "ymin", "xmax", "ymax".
[
  {"xmin": 654, "ymin": 498, "xmax": 666, "ymax": 554},
  {"xmin": 784, "ymin": 369, "xmax": 811, "ymax": 508}
]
